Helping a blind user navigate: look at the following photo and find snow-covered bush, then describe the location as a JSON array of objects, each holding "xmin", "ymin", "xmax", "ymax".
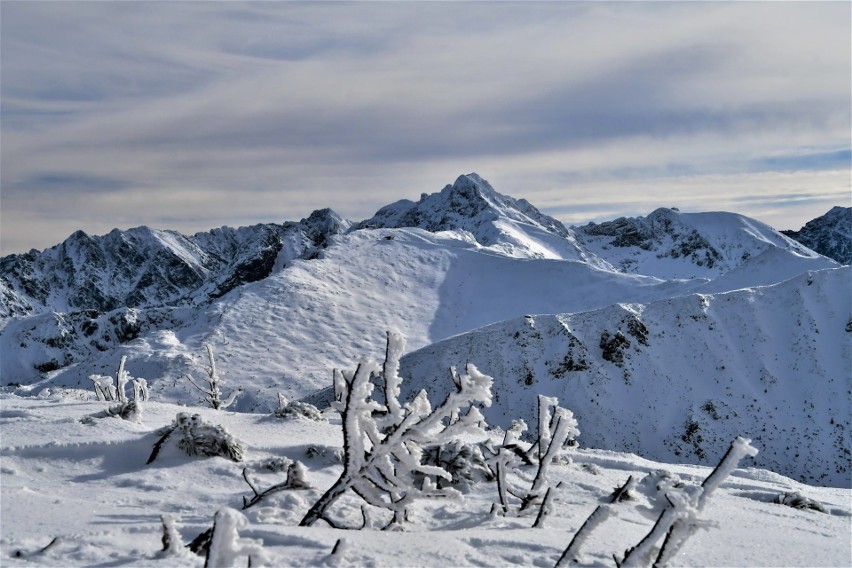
[
  {"xmin": 305, "ymin": 444, "xmax": 345, "ymax": 465},
  {"xmin": 147, "ymin": 412, "xmax": 245, "ymax": 463},
  {"xmin": 83, "ymin": 356, "xmax": 148, "ymax": 423},
  {"xmin": 93, "ymin": 399, "xmax": 144, "ymax": 422},
  {"xmin": 299, "ymin": 331, "xmax": 494, "ymax": 529},
  {"xmin": 184, "ymin": 344, "xmax": 240, "ymax": 410},
  {"xmin": 418, "ymin": 441, "xmax": 494, "ymax": 490},
  {"xmin": 88, "ymin": 355, "xmax": 148, "ymax": 403},
  {"xmin": 274, "ymin": 393, "xmax": 325, "ymax": 422},
  {"xmin": 774, "ymin": 491, "xmax": 826, "ymax": 513},
  {"xmin": 261, "ymin": 456, "xmax": 292, "ymax": 472},
  {"xmin": 525, "ymin": 396, "xmax": 579, "ymax": 500},
  {"xmin": 204, "ymin": 507, "xmax": 268, "ymax": 567},
  {"xmin": 493, "ymin": 394, "xmax": 580, "ymax": 516}
]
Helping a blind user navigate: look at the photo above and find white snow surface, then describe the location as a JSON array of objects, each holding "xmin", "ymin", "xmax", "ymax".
[
  {"xmin": 398, "ymin": 267, "xmax": 852, "ymax": 487},
  {"xmin": 1, "ymin": 394, "xmax": 849, "ymax": 567}
]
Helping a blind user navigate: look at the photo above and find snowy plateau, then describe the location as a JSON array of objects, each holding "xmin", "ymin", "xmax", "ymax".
[{"xmin": 0, "ymin": 173, "xmax": 850, "ymax": 567}]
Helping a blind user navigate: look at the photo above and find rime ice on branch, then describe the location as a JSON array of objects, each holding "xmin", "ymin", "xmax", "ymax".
[
  {"xmin": 184, "ymin": 344, "xmax": 240, "ymax": 410},
  {"xmin": 299, "ymin": 332, "xmax": 494, "ymax": 529}
]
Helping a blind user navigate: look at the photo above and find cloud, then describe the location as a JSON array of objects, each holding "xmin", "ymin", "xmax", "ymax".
[{"xmin": 1, "ymin": 2, "xmax": 849, "ymax": 254}]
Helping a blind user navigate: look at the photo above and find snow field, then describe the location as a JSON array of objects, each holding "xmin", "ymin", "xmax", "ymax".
[{"xmin": 1, "ymin": 394, "xmax": 849, "ymax": 567}]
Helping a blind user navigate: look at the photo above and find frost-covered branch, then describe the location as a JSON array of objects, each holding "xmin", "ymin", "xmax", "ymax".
[
  {"xmin": 115, "ymin": 355, "xmax": 129, "ymax": 403},
  {"xmin": 617, "ymin": 436, "xmax": 759, "ymax": 567},
  {"xmin": 299, "ymin": 332, "xmax": 493, "ymax": 528},
  {"xmin": 519, "ymin": 399, "xmax": 579, "ymax": 513},
  {"xmin": 184, "ymin": 344, "xmax": 240, "ymax": 410},
  {"xmin": 556, "ymin": 504, "xmax": 613, "ymax": 567}
]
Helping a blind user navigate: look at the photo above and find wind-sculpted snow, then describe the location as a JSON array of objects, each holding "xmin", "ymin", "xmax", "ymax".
[
  {"xmin": 783, "ymin": 206, "xmax": 852, "ymax": 265},
  {"xmin": 398, "ymin": 267, "xmax": 852, "ymax": 486}
]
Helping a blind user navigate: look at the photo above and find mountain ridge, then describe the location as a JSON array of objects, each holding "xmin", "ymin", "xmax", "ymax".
[
  {"xmin": 0, "ymin": 209, "xmax": 350, "ymax": 321},
  {"xmin": 396, "ymin": 266, "xmax": 852, "ymax": 486}
]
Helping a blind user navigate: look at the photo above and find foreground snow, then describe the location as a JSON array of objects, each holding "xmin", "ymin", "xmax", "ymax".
[{"xmin": 1, "ymin": 394, "xmax": 849, "ymax": 567}]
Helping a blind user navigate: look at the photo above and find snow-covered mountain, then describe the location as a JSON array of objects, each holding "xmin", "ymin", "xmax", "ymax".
[
  {"xmin": 1, "ymin": 173, "xmax": 846, "ymax": 487},
  {"xmin": 573, "ymin": 207, "xmax": 831, "ymax": 280},
  {"xmin": 358, "ymin": 173, "xmax": 610, "ymax": 267},
  {"xmin": 783, "ymin": 206, "xmax": 852, "ymax": 265},
  {"xmin": 0, "ymin": 209, "xmax": 350, "ymax": 321},
  {"xmin": 0, "ymin": 175, "xmax": 838, "ymax": 389},
  {"xmin": 397, "ymin": 266, "xmax": 851, "ymax": 486},
  {"xmin": 1, "ymin": 227, "xmax": 691, "ymax": 404}
]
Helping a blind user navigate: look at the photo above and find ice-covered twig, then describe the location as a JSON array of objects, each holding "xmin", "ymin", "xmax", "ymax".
[
  {"xmin": 184, "ymin": 344, "xmax": 240, "ymax": 410},
  {"xmin": 533, "ymin": 481, "xmax": 562, "ymax": 528},
  {"xmin": 610, "ymin": 475, "xmax": 636, "ymax": 504},
  {"xmin": 699, "ymin": 436, "xmax": 759, "ymax": 509},
  {"xmin": 115, "ymin": 355, "xmax": 129, "ymax": 403},
  {"xmin": 652, "ymin": 436, "xmax": 759, "ymax": 567},
  {"xmin": 159, "ymin": 514, "xmax": 185, "ymax": 556},
  {"xmin": 12, "ymin": 537, "xmax": 59, "ymax": 559},
  {"xmin": 556, "ymin": 505, "xmax": 612, "ymax": 567}
]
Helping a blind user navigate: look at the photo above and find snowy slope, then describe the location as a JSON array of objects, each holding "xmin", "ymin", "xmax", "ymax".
[
  {"xmin": 783, "ymin": 206, "xmax": 852, "ymax": 265},
  {"xmin": 1, "ymin": 394, "xmax": 849, "ymax": 567},
  {"xmin": 5, "ymin": 228, "xmax": 700, "ymax": 409},
  {"xmin": 398, "ymin": 267, "xmax": 852, "ymax": 486},
  {"xmin": 574, "ymin": 207, "xmax": 835, "ymax": 280}
]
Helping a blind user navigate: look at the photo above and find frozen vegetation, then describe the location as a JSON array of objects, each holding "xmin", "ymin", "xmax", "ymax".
[{"xmin": 1, "ymin": 387, "xmax": 849, "ymax": 566}]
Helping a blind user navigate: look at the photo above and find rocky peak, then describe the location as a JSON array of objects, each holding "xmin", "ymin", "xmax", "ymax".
[
  {"xmin": 782, "ymin": 206, "xmax": 851, "ymax": 264},
  {"xmin": 300, "ymin": 208, "xmax": 351, "ymax": 246},
  {"xmin": 358, "ymin": 173, "xmax": 571, "ymax": 242}
]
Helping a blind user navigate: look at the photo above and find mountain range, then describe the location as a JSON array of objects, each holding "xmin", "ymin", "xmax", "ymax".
[{"xmin": 1, "ymin": 173, "xmax": 848, "ymax": 485}]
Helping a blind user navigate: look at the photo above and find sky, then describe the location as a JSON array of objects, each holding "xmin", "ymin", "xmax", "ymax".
[{"xmin": 1, "ymin": 1, "xmax": 850, "ymax": 256}]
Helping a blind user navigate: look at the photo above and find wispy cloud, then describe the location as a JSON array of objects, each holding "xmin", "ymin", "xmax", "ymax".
[{"xmin": 1, "ymin": 2, "xmax": 849, "ymax": 254}]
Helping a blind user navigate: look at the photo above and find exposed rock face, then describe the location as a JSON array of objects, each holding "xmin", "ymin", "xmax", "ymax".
[{"xmin": 783, "ymin": 206, "xmax": 852, "ymax": 265}]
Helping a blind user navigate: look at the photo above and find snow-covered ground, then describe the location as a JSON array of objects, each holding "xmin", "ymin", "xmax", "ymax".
[{"xmin": 1, "ymin": 393, "xmax": 849, "ymax": 567}]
